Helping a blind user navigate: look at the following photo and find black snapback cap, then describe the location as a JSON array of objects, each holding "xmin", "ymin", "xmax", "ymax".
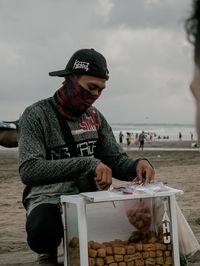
[{"xmin": 49, "ymin": 48, "xmax": 109, "ymax": 80}]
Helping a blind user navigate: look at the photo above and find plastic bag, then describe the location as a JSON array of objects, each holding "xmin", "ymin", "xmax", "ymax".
[
  {"xmin": 128, "ymin": 180, "xmax": 170, "ymax": 193},
  {"xmin": 176, "ymin": 203, "xmax": 200, "ymax": 257},
  {"xmin": 119, "ymin": 179, "xmax": 171, "ymax": 233},
  {"xmin": 124, "ymin": 198, "xmax": 152, "ymax": 233},
  {"xmin": 111, "ymin": 179, "xmax": 170, "ymax": 196}
]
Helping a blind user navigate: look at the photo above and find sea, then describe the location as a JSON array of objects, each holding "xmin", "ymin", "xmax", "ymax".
[{"xmin": 111, "ymin": 123, "xmax": 197, "ymax": 143}]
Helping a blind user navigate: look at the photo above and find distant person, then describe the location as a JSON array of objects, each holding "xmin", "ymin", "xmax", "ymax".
[
  {"xmin": 119, "ymin": 131, "xmax": 124, "ymax": 145},
  {"xmin": 135, "ymin": 132, "xmax": 138, "ymax": 139},
  {"xmin": 139, "ymin": 131, "xmax": 146, "ymax": 150},
  {"xmin": 179, "ymin": 132, "xmax": 182, "ymax": 140},
  {"xmin": 18, "ymin": 48, "xmax": 155, "ymax": 265},
  {"xmin": 191, "ymin": 132, "xmax": 194, "ymax": 141},
  {"xmin": 186, "ymin": 0, "xmax": 200, "ymax": 147},
  {"xmin": 126, "ymin": 132, "xmax": 130, "ymax": 146},
  {"xmin": 134, "ymin": 133, "xmax": 139, "ymax": 146},
  {"xmin": 129, "ymin": 133, "xmax": 133, "ymax": 144}
]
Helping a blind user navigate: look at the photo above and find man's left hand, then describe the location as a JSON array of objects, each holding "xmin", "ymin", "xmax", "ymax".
[{"xmin": 136, "ymin": 160, "xmax": 155, "ymax": 184}]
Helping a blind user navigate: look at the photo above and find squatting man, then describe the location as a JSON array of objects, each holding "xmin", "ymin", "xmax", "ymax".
[{"xmin": 18, "ymin": 48, "xmax": 155, "ymax": 265}]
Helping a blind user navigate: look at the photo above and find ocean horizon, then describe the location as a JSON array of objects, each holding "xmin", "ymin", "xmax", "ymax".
[
  {"xmin": 110, "ymin": 122, "xmax": 197, "ymax": 142},
  {"xmin": 110, "ymin": 122, "xmax": 195, "ymax": 127}
]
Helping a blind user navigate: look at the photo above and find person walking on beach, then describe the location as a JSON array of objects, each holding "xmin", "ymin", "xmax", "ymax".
[
  {"xmin": 139, "ymin": 131, "xmax": 146, "ymax": 150},
  {"xmin": 129, "ymin": 132, "xmax": 133, "ymax": 144},
  {"xmin": 18, "ymin": 48, "xmax": 155, "ymax": 266},
  {"xmin": 119, "ymin": 131, "xmax": 124, "ymax": 145},
  {"xmin": 179, "ymin": 132, "xmax": 182, "ymax": 140},
  {"xmin": 186, "ymin": 0, "xmax": 200, "ymax": 148},
  {"xmin": 126, "ymin": 132, "xmax": 131, "ymax": 146},
  {"xmin": 191, "ymin": 132, "xmax": 194, "ymax": 141}
]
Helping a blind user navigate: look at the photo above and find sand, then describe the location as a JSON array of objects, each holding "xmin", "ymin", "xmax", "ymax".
[{"xmin": 0, "ymin": 141, "xmax": 200, "ymax": 265}]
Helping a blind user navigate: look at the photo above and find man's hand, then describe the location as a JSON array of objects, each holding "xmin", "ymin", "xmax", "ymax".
[
  {"xmin": 136, "ymin": 160, "xmax": 155, "ymax": 184},
  {"xmin": 94, "ymin": 162, "xmax": 112, "ymax": 190}
]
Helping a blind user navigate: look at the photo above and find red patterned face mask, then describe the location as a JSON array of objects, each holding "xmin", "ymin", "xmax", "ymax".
[{"xmin": 52, "ymin": 76, "xmax": 100, "ymax": 120}]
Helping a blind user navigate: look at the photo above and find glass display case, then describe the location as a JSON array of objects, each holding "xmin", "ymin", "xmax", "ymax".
[{"xmin": 61, "ymin": 186, "xmax": 183, "ymax": 266}]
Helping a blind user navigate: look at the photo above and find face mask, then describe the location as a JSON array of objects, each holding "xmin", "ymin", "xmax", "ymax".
[{"xmin": 52, "ymin": 76, "xmax": 100, "ymax": 120}]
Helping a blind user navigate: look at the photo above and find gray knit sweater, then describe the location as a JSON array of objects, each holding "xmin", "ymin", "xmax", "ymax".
[{"xmin": 18, "ymin": 97, "xmax": 140, "ymax": 215}]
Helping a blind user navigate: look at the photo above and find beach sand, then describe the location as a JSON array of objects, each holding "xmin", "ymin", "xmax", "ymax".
[{"xmin": 0, "ymin": 141, "xmax": 200, "ymax": 265}]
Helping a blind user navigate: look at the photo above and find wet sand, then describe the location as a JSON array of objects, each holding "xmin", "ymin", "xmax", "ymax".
[{"xmin": 0, "ymin": 141, "xmax": 200, "ymax": 265}]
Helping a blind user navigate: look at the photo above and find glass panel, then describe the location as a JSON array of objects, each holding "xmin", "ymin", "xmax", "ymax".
[
  {"xmin": 86, "ymin": 201, "xmax": 134, "ymax": 242},
  {"xmin": 65, "ymin": 197, "xmax": 174, "ymax": 265},
  {"xmin": 85, "ymin": 198, "xmax": 173, "ymax": 265}
]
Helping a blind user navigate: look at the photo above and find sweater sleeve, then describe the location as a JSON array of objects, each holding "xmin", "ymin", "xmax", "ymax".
[
  {"xmin": 95, "ymin": 112, "xmax": 142, "ymax": 182},
  {"xmin": 18, "ymin": 107, "xmax": 100, "ymax": 186}
]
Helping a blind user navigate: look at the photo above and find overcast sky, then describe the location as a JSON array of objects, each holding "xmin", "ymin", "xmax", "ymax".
[{"xmin": 0, "ymin": 0, "xmax": 196, "ymax": 124}]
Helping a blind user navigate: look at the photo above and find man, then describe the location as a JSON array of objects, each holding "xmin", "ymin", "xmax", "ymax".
[
  {"xmin": 139, "ymin": 131, "xmax": 146, "ymax": 150},
  {"xmin": 18, "ymin": 48, "xmax": 155, "ymax": 266},
  {"xmin": 119, "ymin": 131, "xmax": 124, "ymax": 145},
  {"xmin": 186, "ymin": 0, "xmax": 200, "ymax": 148}
]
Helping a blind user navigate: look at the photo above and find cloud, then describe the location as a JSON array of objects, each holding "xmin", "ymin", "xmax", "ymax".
[
  {"xmin": 102, "ymin": 0, "xmax": 190, "ymax": 29},
  {"xmin": 0, "ymin": 0, "xmax": 195, "ymax": 124}
]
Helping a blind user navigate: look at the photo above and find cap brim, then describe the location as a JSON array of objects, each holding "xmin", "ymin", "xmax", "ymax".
[{"xmin": 49, "ymin": 69, "xmax": 71, "ymax": 77}]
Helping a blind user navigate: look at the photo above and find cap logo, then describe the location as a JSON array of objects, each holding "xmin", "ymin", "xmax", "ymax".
[{"xmin": 73, "ymin": 59, "xmax": 89, "ymax": 72}]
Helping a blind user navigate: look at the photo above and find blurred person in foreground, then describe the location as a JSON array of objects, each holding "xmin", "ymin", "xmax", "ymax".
[
  {"xmin": 186, "ymin": 0, "xmax": 200, "ymax": 148},
  {"xmin": 18, "ymin": 48, "xmax": 155, "ymax": 266}
]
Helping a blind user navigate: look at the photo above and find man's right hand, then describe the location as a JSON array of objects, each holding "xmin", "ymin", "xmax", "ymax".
[{"xmin": 94, "ymin": 162, "xmax": 112, "ymax": 190}]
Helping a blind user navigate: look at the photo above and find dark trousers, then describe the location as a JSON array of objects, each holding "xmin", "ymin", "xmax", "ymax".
[
  {"xmin": 26, "ymin": 203, "xmax": 64, "ymax": 254},
  {"xmin": 139, "ymin": 140, "xmax": 144, "ymax": 150}
]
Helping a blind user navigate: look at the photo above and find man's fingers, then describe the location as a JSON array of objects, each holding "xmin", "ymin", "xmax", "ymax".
[
  {"xmin": 95, "ymin": 162, "xmax": 112, "ymax": 189},
  {"xmin": 144, "ymin": 168, "xmax": 151, "ymax": 183},
  {"xmin": 145, "ymin": 168, "xmax": 155, "ymax": 183},
  {"xmin": 95, "ymin": 178, "xmax": 112, "ymax": 187},
  {"xmin": 94, "ymin": 175, "xmax": 102, "ymax": 182},
  {"xmin": 136, "ymin": 160, "xmax": 155, "ymax": 184},
  {"xmin": 94, "ymin": 178, "xmax": 111, "ymax": 190},
  {"xmin": 96, "ymin": 172, "xmax": 112, "ymax": 186},
  {"xmin": 94, "ymin": 172, "xmax": 108, "ymax": 185},
  {"xmin": 99, "ymin": 183, "xmax": 111, "ymax": 190},
  {"xmin": 136, "ymin": 168, "xmax": 143, "ymax": 184}
]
